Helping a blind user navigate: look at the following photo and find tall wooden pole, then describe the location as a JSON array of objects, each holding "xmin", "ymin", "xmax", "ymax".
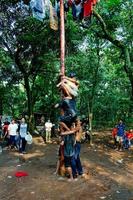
[{"xmin": 60, "ymin": 0, "xmax": 65, "ymax": 76}]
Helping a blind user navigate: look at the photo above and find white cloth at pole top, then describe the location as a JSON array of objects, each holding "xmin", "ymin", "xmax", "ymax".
[{"xmin": 30, "ymin": 0, "xmax": 50, "ymax": 21}]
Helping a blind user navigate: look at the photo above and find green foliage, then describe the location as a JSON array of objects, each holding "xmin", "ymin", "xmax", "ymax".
[{"xmin": 0, "ymin": 0, "xmax": 133, "ymax": 129}]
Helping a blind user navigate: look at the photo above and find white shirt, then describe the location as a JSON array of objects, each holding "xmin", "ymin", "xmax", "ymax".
[
  {"xmin": 20, "ymin": 123, "xmax": 28, "ymax": 138},
  {"xmin": 45, "ymin": 122, "xmax": 52, "ymax": 131},
  {"xmin": 8, "ymin": 123, "xmax": 18, "ymax": 136}
]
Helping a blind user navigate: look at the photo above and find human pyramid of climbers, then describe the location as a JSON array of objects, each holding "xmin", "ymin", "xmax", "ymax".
[{"xmin": 55, "ymin": 73, "xmax": 84, "ymax": 181}]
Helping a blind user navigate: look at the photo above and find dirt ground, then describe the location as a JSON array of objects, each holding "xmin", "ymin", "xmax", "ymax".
[{"xmin": 0, "ymin": 131, "xmax": 133, "ymax": 200}]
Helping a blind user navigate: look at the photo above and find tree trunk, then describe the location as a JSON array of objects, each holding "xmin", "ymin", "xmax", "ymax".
[
  {"xmin": 123, "ymin": 47, "xmax": 133, "ymax": 113},
  {"xmin": 89, "ymin": 111, "xmax": 93, "ymax": 145},
  {"xmin": 0, "ymin": 97, "xmax": 3, "ymax": 115},
  {"xmin": 24, "ymin": 76, "xmax": 32, "ymax": 116},
  {"xmin": 24, "ymin": 75, "xmax": 34, "ymax": 132},
  {"xmin": 15, "ymin": 48, "xmax": 36, "ymax": 132},
  {"xmin": 88, "ymin": 98, "xmax": 94, "ymax": 145},
  {"xmin": 0, "ymin": 87, "xmax": 3, "ymax": 115},
  {"xmin": 87, "ymin": 39, "xmax": 101, "ymax": 145}
]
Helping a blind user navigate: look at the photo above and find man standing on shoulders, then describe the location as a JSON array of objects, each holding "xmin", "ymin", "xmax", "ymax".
[
  {"xmin": 45, "ymin": 119, "xmax": 53, "ymax": 143},
  {"xmin": 19, "ymin": 118, "xmax": 28, "ymax": 154}
]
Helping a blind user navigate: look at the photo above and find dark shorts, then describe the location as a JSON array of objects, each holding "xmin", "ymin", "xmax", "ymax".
[
  {"xmin": 64, "ymin": 156, "xmax": 73, "ymax": 168},
  {"xmin": 60, "ymin": 115, "xmax": 77, "ymax": 128}
]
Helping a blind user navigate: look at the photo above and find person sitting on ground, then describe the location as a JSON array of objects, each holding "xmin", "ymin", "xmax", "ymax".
[{"xmin": 116, "ymin": 120, "xmax": 125, "ymax": 151}]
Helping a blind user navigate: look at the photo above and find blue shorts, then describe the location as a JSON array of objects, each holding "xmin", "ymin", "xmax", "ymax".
[{"xmin": 64, "ymin": 156, "xmax": 73, "ymax": 168}]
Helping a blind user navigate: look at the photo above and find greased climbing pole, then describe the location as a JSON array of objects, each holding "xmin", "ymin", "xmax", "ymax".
[{"xmin": 60, "ymin": 0, "xmax": 65, "ymax": 76}]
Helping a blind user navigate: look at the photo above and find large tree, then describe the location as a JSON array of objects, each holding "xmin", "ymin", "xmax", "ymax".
[{"xmin": 93, "ymin": 0, "xmax": 133, "ymax": 113}]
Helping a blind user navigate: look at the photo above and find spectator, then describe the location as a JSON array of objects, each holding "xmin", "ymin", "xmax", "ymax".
[
  {"xmin": 112, "ymin": 125, "xmax": 118, "ymax": 148},
  {"xmin": 19, "ymin": 118, "xmax": 28, "ymax": 154},
  {"xmin": 8, "ymin": 119, "xmax": 18, "ymax": 150},
  {"xmin": 116, "ymin": 120, "xmax": 125, "ymax": 151},
  {"xmin": 124, "ymin": 129, "xmax": 133, "ymax": 149},
  {"xmin": 2, "ymin": 118, "xmax": 10, "ymax": 147},
  {"xmin": 45, "ymin": 119, "xmax": 53, "ymax": 143}
]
